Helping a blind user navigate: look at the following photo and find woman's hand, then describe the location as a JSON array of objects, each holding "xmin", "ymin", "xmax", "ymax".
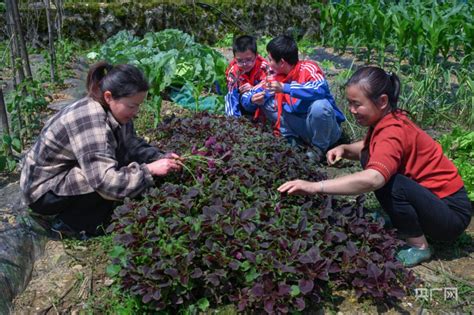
[
  {"xmin": 326, "ymin": 145, "xmax": 345, "ymax": 165},
  {"xmin": 277, "ymin": 179, "xmax": 319, "ymax": 195},
  {"xmin": 147, "ymin": 154, "xmax": 182, "ymax": 176},
  {"xmin": 163, "ymin": 152, "xmax": 181, "ymax": 159}
]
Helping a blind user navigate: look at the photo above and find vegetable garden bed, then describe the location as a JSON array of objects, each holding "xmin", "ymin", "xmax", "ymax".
[{"xmin": 106, "ymin": 113, "xmax": 416, "ymax": 313}]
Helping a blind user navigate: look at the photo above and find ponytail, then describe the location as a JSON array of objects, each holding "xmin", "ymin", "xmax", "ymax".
[
  {"xmin": 86, "ymin": 61, "xmax": 114, "ymax": 106},
  {"xmin": 86, "ymin": 61, "xmax": 149, "ymax": 108},
  {"xmin": 346, "ymin": 66, "xmax": 401, "ymax": 111},
  {"xmin": 387, "ymin": 72, "xmax": 401, "ymax": 110}
]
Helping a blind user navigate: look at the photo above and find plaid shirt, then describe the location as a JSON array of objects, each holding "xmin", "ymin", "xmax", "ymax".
[{"xmin": 20, "ymin": 97, "xmax": 162, "ymax": 204}]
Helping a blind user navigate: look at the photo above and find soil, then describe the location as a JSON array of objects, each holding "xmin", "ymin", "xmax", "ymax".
[
  {"xmin": 11, "ymin": 239, "xmax": 111, "ymax": 314},
  {"xmin": 4, "ymin": 48, "xmax": 474, "ymax": 314}
]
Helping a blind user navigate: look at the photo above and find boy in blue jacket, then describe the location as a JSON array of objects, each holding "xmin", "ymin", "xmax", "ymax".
[{"xmin": 242, "ymin": 35, "xmax": 345, "ymax": 157}]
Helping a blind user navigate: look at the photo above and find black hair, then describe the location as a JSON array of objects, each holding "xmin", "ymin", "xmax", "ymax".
[
  {"xmin": 232, "ymin": 35, "xmax": 257, "ymax": 55},
  {"xmin": 266, "ymin": 35, "xmax": 298, "ymax": 65},
  {"xmin": 86, "ymin": 61, "xmax": 149, "ymax": 108},
  {"xmin": 345, "ymin": 66, "xmax": 401, "ymax": 111}
]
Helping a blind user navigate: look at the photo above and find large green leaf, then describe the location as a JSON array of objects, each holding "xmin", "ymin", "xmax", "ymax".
[{"xmin": 95, "ymin": 29, "xmax": 228, "ymax": 120}]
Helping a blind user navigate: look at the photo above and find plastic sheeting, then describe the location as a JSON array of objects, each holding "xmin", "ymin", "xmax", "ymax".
[
  {"xmin": 0, "ymin": 182, "xmax": 47, "ymax": 314},
  {"xmin": 169, "ymin": 82, "xmax": 223, "ymax": 112}
]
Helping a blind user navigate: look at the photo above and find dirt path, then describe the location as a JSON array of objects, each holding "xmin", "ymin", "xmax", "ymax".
[{"xmin": 12, "ymin": 239, "xmax": 111, "ymax": 314}]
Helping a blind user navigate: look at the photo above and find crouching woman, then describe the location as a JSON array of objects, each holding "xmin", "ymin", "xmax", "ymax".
[
  {"xmin": 278, "ymin": 66, "xmax": 472, "ymax": 267},
  {"xmin": 21, "ymin": 62, "xmax": 182, "ymax": 238}
]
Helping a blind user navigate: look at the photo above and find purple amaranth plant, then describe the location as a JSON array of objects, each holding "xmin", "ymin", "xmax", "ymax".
[{"xmin": 106, "ymin": 113, "xmax": 416, "ymax": 313}]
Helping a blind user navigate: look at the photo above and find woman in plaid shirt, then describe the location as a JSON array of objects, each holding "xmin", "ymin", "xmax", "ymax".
[{"xmin": 21, "ymin": 62, "xmax": 182, "ymax": 238}]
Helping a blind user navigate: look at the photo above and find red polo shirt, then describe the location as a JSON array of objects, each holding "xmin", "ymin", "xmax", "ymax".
[{"xmin": 365, "ymin": 112, "xmax": 464, "ymax": 198}]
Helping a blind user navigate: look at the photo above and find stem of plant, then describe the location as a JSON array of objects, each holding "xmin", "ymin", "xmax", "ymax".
[{"xmin": 180, "ymin": 162, "xmax": 199, "ymax": 185}]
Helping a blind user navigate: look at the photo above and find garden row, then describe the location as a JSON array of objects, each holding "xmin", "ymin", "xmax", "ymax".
[
  {"xmin": 106, "ymin": 113, "xmax": 417, "ymax": 313},
  {"xmin": 93, "ymin": 30, "xmax": 474, "ymax": 201},
  {"xmin": 314, "ymin": 0, "xmax": 473, "ymax": 67}
]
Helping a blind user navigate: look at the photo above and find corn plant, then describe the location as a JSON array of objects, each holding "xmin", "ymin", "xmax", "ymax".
[
  {"xmin": 316, "ymin": 3, "xmax": 335, "ymax": 48},
  {"xmin": 374, "ymin": 5, "xmax": 392, "ymax": 66},
  {"xmin": 460, "ymin": 11, "xmax": 474, "ymax": 65},
  {"xmin": 356, "ymin": 1, "xmax": 392, "ymax": 65},
  {"xmin": 407, "ymin": 2, "xmax": 428, "ymax": 65},
  {"xmin": 420, "ymin": 3, "xmax": 464, "ymax": 64},
  {"xmin": 312, "ymin": 0, "xmax": 473, "ymax": 67},
  {"xmin": 313, "ymin": 1, "xmax": 355, "ymax": 54},
  {"xmin": 390, "ymin": 4, "xmax": 411, "ymax": 62}
]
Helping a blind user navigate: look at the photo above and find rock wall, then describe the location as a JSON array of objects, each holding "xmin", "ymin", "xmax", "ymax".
[{"xmin": 1, "ymin": 0, "xmax": 322, "ymax": 44}]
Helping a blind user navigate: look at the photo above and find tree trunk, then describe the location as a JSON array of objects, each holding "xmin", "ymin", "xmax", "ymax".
[
  {"xmin": 5, "ymin": 0, "xmax": 25, "ymax": 85},
  {"xmin": 0, "ymin": 88, "xmax": 13, "ymax": 156},
  {"xmin": 44, "ymin": 0, "xmax": 58, "ymax": 82},
  {"xmin": 0, "ymin": 88, "xmax": 12, "ymax": 150},
  {"xmin": 9, "ymin": 0, "xmax": 33, "ymax": 79},
  {"xmin": 5, "ymin": 0, "xmax": 27, "ymax": 141},
  {"xmin": 54, "ymin": 0, "xmax": 63, "ymax": 41},
  {"xmin": 6, "ymin": 24, "xmax": 19, "ymax": 88}
]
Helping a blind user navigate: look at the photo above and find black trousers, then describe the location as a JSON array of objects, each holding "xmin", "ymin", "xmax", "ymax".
[
  {"xmin": 374, "ymin": 174, "xmax": 472, "ymax": 241},
  {"xmin": 29, "ymin": 191, "xmax": 117, "ymax": 236}
]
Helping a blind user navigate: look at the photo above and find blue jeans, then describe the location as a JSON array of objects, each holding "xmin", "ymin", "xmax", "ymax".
[{"xmin": 260, "ymin": 98, "xmax": 342, "ymax": 151}]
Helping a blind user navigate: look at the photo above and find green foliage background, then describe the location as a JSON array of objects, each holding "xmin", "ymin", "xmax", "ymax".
[{"xmin": 439, "ymin": 129, "xmax": 474, "ymax": 201}]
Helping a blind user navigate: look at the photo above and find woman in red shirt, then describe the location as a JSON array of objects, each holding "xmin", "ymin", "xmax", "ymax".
[{"xmin": 278, "ymin": 66, "xmax": 472, "ymax": 267}]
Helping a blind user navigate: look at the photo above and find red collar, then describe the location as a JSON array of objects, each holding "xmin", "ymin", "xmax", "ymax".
[{"xmin": 275, "ymin": 61, "xmax": 301, "ymax": 83}]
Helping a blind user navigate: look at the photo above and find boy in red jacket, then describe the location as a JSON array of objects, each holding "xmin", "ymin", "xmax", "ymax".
[
  {"xmin": 242, "ymin": 35, "xmax": 345, "ymax": 159},
  {"xmin": 225, "ymin": 35, "xmax": 269, "ymax": 117}
]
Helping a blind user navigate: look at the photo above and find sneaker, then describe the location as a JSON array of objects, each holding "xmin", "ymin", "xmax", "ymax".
[{"xmin": 396, "ymin": 246, "xmax": 433, "ymax": 267}]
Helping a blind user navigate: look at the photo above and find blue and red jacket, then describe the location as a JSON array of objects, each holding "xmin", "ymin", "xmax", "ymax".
[
  {"xmin": 224, "ymin": 55, "xmax": 268, "ymax": 117},
  {"xmin": 242, "ymin": 60, "xmax": 345, "ymax": 133}
]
